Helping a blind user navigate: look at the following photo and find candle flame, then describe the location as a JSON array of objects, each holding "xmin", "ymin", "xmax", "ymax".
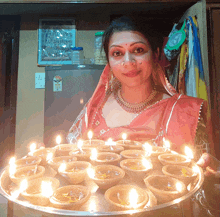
[
  {"xmin": 163, "ymin": 138, "xmax": 170, "ymax": 150},
  {"xmin": 30, "ymin": 143, "xmax": 37, "ymax": 153},
  {"xmin": 142, "ymin": 158, "xmax": 152, "ymax": 170},
  {"xmin": 41, "ymin": 181, "xmax": 53, "ymax": 198},
  {"xmin": 46, "ymin": 152, "xmax": 53, "ymax": 162},
  {"xmin": 9, "ymin": 157, "xmax": 16, "ymax": 165},
  {"xmin": 176, "ymin": 182, "xmax": 183, "ymax": 192},
  {"xmin": 59, "ymin": 163, "xmax": 66, "ymax": 173},
  {"xmin": 9, "ymin": 157, "xmax": 16, "ymax": 176},
  {"xmin": 143, "ymin": 142, "xmax": 152, "ymax": 156},
  {"xmin": 88, "ymin": 131, "xmax": 93, "ymax": 140},
  {"xmin": 122, "ymin": 133, "xmax": 127, "ymax": 141},
  {"xmin": 105, "ymin": 138, "xmax": 116, "ymax": 146},
  {"xmin": 192, "ymin": 165, "xmax": 199, "ymax": 174},
  {"xmin": 10, "ymin": 179, "xmax": 28, "ymax": 199},
  {"xmin": 20, "ymin": 179, "xmax": 28, "ymax": 192},
  {"xmin": 91, "ymin": 148, "xmax": 97, "ymax": 160},
  {"xmin": 185, "ymin": 146, "xmax": 194, "ymax": 159},
  {"xmin": 56, "ymin": 135, "xmax": 61, "ymax": 145},
  {"xmin": 87, "ymin": 167, "xmax": 95, "ymax": 179},
  {"xmin": 129, "ymin": 188, "xmax": 138, "ymax": 208},
  {"xmin": 77, "ymin": 139, "xmax": 84, "ymax": 152}
]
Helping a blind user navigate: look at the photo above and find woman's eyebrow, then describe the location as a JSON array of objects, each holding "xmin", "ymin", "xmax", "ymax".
[{"xmin": 110, "ymin": 41, "xmax": 147, "ymax": 48}]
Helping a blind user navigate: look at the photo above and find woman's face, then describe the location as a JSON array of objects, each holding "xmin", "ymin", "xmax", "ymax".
[{"xmin": 108, "ymin": 31, "xmax": 158, "ymax": 88}]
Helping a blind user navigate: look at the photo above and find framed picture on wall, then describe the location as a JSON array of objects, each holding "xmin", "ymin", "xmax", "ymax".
[{"xmin": 38, "ymin": 19, "xmax": 76, "ymax": 66}]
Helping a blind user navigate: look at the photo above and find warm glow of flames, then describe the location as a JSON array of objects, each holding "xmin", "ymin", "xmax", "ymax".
[
  {"xmin": 10, "ymin": 179, "xmax": 28, "ymax": 199},
  {"xmin": 185, "ymin": 146, "xmax": 194, "ymax": 159},
  {"xmin": 56, "ymin": 135, "xmax": 61, "ymax": 145},
  {"xmin": 9, "ymin": 157, "xmax": 16, "ymax": 165},
  {"xmin": 192, "ymin": 166, "xmax": 199, "ymax": 174},
  {"xmin": 88, "ymin": 131, "xmax": 93, "ymax": 140},
  {"xmin": 176, "ymin": 182, "xmax": 183, "ymax": 192},
  {"xmin": 143, "ymin": 142, "xmax": 152, "ymax": 156},
  {"xmin": 77, "ymin": 139, "xmax": 84, "ymax": 152},
  {"xmin": 30, "ymin": 143, "xmax": 36, "ymax": 153},
  {"xmin": 59, "ymin": 163, "xmax": 66, "ymax": 173},
  {"xmin": 129, "ymin": 188, "xmax": 138, "ymax": 208},
  {"xmin": 20, "ymin": 179, "xmax": 28, "ymax": 192},
  {"xmin": 87, "ymin": 167, "xmax": 95, "ymax": 179},
  {"xmin": 41, "ymin": 181, "xmax": 53, "ymax": 198},
  {"xmin": 163, "ymin": 138, "xmax": 170, "ymax": 150},
  {"xmin": 122, "ymin": 133, "xmax": 127, "ymax": 141},
  {"xmin": 91, "ymin": 148, "xmax": 98, "ymax": 160},
  {"xmin": 142, "ymin": 158, "xmax": 152, "ymax": 170},
  {"xmin": 9, "ymin": 157, "xmax": 16, "ymax": 176},
  {"xmin": 46, "ymin": 153, "xmax": 53, "ymax": 161},
  {"xmin": 105, "ymin": 138, "xmax": 116, "ymax": 146},
  {"xmin": 88, "ymin": 198, "xmax": 97, "ymax": 212}
]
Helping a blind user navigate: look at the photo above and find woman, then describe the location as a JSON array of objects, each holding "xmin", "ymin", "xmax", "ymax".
[{"xmin": 67, "ymin": 16, "xmax": 211, "ymax": 158}]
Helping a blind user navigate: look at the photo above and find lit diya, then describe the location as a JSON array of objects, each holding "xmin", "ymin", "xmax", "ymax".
[
  {"xmin": 90, "ymin": 149, "xmax": 121, "ymax": 166},
  {"xmin": 30, "ymin": 147, "xmax": 56, "ymax": 165},
  {"xmin": 144, "ymin": 175, "xmax": 186, "ymax": 203},
  {"xmin": 15, "ymin": 156, "xmax": 42, "ymax": 168},
  {"xmin": 50, "ymin": 185, "xmax": 90, "ymax": 209},
  {"xmin": 21, "ymin": 177, "xmax": 60, "ymax": 206},
  {"xmin": 158, "ymin": 153, "xmax": 191, "ymax": 166},
  {"xmin": 116, "ymin": 140, "xmax": 142, "ymax": 150},
  {"xmin": 54, "ymin": 144, "xmax": 75, "ymax": 157},
  {"xmin": 120, "ymin": 158, "xmax": 153, "ymax": 182},
  {"xmin": 58, "ymin": 161, "xmax": 91, "ymax": 184},
  {"xmin": 48, "ymin": 156, "xmax": 77, "ymax": 171},
  {"xmin": 162, "ymin": 165, "xmax": 198, "ymax": 185},
  {"xmin": 142, "ymin": 143, "xmax": 169, "ymax": 157},
  {"xmin": 97, "ymin": 145, "xmax": 124, "ymax": 154},
  {"xmin": 9, "ymin": 165, "xmax": 45, "ymax": 186},
  {"xmin": 87, "ymin": 165, "xmax": 125, "ymax": 189},
  {"xmin": 83, "ymin": 139, "xmax": 105, "ymax": 147},
  {"xmin": 69, "ymin": 147, "xmax": 93, "ymax": 161},
  {"xmin": 120, "ymin": 150, "xmax": 147, "ymax": 159},
  {"xmin": 105, "ymin": 184, "xmax": 149, "ymax": 210}
]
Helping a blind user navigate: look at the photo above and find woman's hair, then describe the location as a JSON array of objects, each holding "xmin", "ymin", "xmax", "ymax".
[{"xmin": 102, "ymin": 15, "xmax": 164, "ymax": 62}]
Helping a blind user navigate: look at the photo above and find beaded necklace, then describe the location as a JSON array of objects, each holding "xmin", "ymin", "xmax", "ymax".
[{"xmin": 114, "ymin": 87, "xmax": 158, "ymax": 114}]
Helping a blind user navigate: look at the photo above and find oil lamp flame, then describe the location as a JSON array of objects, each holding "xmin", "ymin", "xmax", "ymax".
[
  {"xmin": 192, "ymin": 165, "xmax": 199, "ymax": 174},
  {"xmin": 20, "ymin": 179, "xmax": 28, "ymax": 192},
  {"xmin": 87, "ymin": 167, "xmax": 95, "ymax": 179},
  {"xmin": 88, "ymin": 131, "xmax": 93, "ymax": 140},
  {"xmin": 185, "ymin": 146, "xmax": 194, "ymax": 159},
  {"xmin": 129, "ymin": 188, "xmax": 138, "ymax": 208},
  {"xmin": 163, "ymin": 138, "xmax": 170, "ymax": 150},
  {"xmin": 41, "ymin": 181, "xmax": 53, "ymax": 198},
  {"xmin": 9, "ymin": 157, "xmax": 16, "ymax": 176},
  {"xmin": 122, "ymin": 133, "xmax": 127, "ymax": 141},
  {"xmin": 59, "ymin": 163, "xmax": 66, "ymax": 173},
  {"xmin": 9, "ymin": 157, "xmax": 16, "ymax": 165},
  {"xmin": 46, "ymin": 152, "xmax": 53, "ymax": 162},
  {"xmin": 56, "ymin": 135, "xmax": 61, "ymax": 145},
  {"xmin": 142, "ymin": 158, "xmax": 152, "ymax": 170},
  {"xmin": 91, "ymin": 148, "xmax": 98, "ymax": 160},
  {"xmin": 105, "ymin": 138, "xmax": 116, "ymax": 147},
  {"xmin": 143, "ymin": 142, "xmax": 152, "ymax": 156},
  {"xmin": 29, "ymin": 143, "xmax": 36, "ymax": 153},
  {"xmin": 77, "ymin": 139, "xmax": 84, "ymax": 152},
  {"xmin": 176, "ymin": 182, "xmax": 183, "ymax": 192}
]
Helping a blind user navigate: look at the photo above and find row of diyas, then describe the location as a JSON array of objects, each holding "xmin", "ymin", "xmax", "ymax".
[{"xmin": 1, "ymin": 131, "xmax": 201, "ymax": 212}]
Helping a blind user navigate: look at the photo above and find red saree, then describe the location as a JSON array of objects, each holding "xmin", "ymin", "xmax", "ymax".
[{"xmin": 68, "ymin": 65, "xmax": 206, "ymax": 153}]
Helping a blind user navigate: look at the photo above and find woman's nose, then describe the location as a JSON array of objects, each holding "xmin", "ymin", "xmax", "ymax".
[{"xmin": 123, "ymin": 53, "xmax": 136, "ymax": 67}]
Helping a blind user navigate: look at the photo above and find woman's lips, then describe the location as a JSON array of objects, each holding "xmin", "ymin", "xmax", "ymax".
[{"xmin": 123, "ymin": 70, "xmax": 141, "ymax": 77}]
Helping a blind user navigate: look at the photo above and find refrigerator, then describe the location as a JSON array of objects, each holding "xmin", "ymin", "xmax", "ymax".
[{"xmin": 44, "ymin": 64, "xmax": 104, "ymax": 146}]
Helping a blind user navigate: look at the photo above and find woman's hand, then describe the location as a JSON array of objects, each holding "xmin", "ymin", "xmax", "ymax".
[{"xmin": 196, "ymin": 153, "xmax": 220, "ymax": 177}]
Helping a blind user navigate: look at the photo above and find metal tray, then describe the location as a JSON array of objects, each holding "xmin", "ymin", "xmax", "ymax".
[{"xmin": 0, "ymin": 159, "xmax": 204, "ymax": 216}]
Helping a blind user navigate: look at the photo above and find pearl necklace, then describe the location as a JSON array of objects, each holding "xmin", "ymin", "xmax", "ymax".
[{"xmin": 114, "ymin": 88, "xmax": 158, "ymax": 113}]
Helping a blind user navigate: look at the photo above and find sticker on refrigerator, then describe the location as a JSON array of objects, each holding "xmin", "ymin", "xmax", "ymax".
[{"xmin": 53, "ymin": 75, "xmax": 62, "ymax": 92}]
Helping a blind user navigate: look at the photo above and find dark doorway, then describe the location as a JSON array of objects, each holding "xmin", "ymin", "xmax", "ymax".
[{"xmin": 0, "ymin": 16, "xmax": 20, "ymax": 168}]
